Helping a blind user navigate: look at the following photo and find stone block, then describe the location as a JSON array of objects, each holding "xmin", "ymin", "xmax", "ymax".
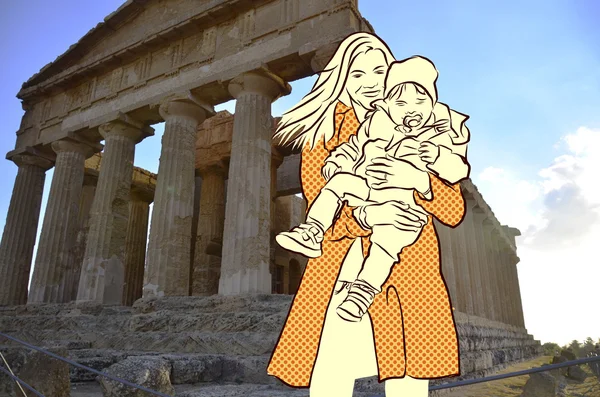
[
  {"xmin": 98, "ymin": 356, "xmax": 174, "ymax": 397},
  {"xmin": 0, "ymin": 346, "xmax": 70, "ymax": 397}
]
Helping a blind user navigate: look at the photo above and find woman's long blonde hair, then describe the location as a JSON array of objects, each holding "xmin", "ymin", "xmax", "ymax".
[{"xmin": 273, "ymin": 32, "xmax": 395, "ymax": 151}]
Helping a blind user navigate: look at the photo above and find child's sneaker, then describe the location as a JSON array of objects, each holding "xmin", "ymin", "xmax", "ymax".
[
  {"xmin": 336, "ymin": 279, "xmax": 379, "ymax": 322},
  {"xmin": 275, "ymin": 223, "xmax": 324, "ymax": 258}
]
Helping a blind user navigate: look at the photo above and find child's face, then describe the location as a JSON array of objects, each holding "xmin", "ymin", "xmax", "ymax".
[{"xmin": 387, "ymin": 84, "xmax": 434, "ymax": 133}]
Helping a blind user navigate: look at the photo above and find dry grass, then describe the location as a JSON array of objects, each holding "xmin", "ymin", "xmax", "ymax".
[{"xmin": 441, "ymin": 356, "xmax": 600, "ymax": 397}]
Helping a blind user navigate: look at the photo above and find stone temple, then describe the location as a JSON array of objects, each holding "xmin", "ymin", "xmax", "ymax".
[{"xmin": 0, "ymin": 0, "xmax": 541, "ymax": 395}]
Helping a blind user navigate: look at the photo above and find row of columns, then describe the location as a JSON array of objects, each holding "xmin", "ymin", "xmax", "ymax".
[
  {"xmin": 0, "ymin": 57, "xmax": 525, "ymax": 330},
  {"xmin": 0, "ymin": 136, "xmax": 155, "ymax": 307},
  {"xmin": 435, "ymin": 191, "xmax": 525, "ymax": 328},
  {"xmin": 0, "ymin": 67, "xmax": 291, "ymax": 307}
]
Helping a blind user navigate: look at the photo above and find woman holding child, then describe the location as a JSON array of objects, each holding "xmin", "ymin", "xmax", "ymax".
[{"xmin": 267, "ymin": 32, "xmax": 466, "ymax": 396}]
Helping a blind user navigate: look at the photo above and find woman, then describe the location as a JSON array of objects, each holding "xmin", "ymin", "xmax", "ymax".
[{"xmin": 267, "ymin": 32, "xmax": 465, "ymax": 396}]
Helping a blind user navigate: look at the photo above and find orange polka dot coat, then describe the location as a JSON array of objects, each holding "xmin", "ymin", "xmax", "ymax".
[{"xmin": 267, "ymin": 101, "xmax": 465, "ymax": 386}]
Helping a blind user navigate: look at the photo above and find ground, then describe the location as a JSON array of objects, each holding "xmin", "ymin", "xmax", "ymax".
[{"xmin": 443, "ymin": 355, "xmax": 600, "ymax": 397}]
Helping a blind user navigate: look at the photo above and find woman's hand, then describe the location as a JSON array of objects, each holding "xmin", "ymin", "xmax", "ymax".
[
  {"xmin": 363, "ymin": 201, "xmax": 428, "ymax": 231},
  {"xmin": 365, "ymin": 154, "xmax": 431, "ymax": 193}
]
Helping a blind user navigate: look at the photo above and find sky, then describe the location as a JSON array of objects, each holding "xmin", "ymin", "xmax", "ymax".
[{"xmin": 0, "ymin": 0, "xmax": 599, "ymax": 347}]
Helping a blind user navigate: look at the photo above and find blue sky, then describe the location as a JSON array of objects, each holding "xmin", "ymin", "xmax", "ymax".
[{"xmin": 0, "ymin": 0, "xmax": 599, "ymax": 346}]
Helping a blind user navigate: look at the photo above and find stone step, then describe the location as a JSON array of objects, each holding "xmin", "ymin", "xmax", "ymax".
[
  {"xmin": 71, "ymin": 381, "xmax": 382, "ymax": 397},
  {"xmin": 1, "ymin": 329, "xmax": 280, "ymax": 356},
  {"xmin": 1, "ymin": 321, "xmax": 540, "ymax": 362},
  {"xmin": 66, "ymin": 352, "xmax": 380, "ymax": 391},
  {"xmin": 0, "ymin": 295, "xmax": 294, "ymax": 318},
  {"xmin": 175, "ymin": 383, "xmax": 379, "ymax": 397},
  {"xmin": 131, "ymin": 295, "xmax": 294, "ymax": 315},
  {"xmin": 0, "ymin": 309, "xmax": 288, "ymax": 335},
  {"xmin": 66, "ymin": 350, "xmax": 280, "ymax": 384},
  {"xmin": 62, "ymin": 344, "xmax": 540, "ymax": 386},
  {"xmin": 69, "ymin": 356, "xmax": 548, "ymax": 397},
  {"xmin": 0, "ymin": 302, "xmax": 135, "ymax": 317}
]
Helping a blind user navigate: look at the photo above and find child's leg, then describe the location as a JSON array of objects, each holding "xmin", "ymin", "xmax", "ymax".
[
  {"xmin": 336, "ymin": 225, "xmax": 423, "ymax": 322},
  {"xmin": 306, "ymin": 172, "xmax": 370, "ymax": 231},
  {"xmin": 336, "ymin": 238, "xmax": 397, "ymax": 322},
  {"xmin": 275, "ymin": 173, "xmax": 370, "ymax": 258},
  {"xmin": 358, "ymin": 224, "xmax": 422, "ymax": 290}
]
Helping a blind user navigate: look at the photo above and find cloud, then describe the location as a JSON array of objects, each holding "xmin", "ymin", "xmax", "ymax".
[
  {"xmin": 475, "ymin": 127, "xmax": 600, "ymax": 345},
  {"xmin": 477, "ymin": 127, "xmax": 600, "ymax": 250}
]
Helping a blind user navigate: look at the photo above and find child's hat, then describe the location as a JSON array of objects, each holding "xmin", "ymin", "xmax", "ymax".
[{"xmin": 384, "ymin": 56, "xmax": 439, "ymax": 103}]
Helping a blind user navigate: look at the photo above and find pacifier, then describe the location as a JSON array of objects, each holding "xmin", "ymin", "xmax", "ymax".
[{"xmin": 403, "ymin": 114, "xmax": 422, "ymax": 128}]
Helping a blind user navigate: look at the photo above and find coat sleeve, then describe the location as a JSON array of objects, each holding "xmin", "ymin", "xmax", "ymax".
[
  {"xmin": 301, "ymin": 140, "xmax": 371, "ymax": 240},
  {"xmin": 413, "ymin": 173, "xmax": 466, "ymax": 227}
]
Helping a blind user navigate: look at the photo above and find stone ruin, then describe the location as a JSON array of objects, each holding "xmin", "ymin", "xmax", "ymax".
[{"xmin": 0, "ymin": 0, "xmax": 542, "ymax": 395}]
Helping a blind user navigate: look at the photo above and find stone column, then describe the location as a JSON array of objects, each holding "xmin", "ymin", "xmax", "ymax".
[
  {"xmin": 69, "ymin": 174, "xmax": 98, "ymax": 301},
  {"xmin": 219, "ymin": 70, "xmax": 291, "ymax": 295},
  {"xmin": 189, "ymin": 174, "xmax": 203, "ymax": 296},
  {"xmin": 192, "ymin": 163, "xmax": 227, "ymax": 296},
  {"xmin": 499, "ymin": 248, "xmax": 515, "ymax": 326},
  {"xmin": 29, "ymin": 140, "xmax": 97, "ymax": 304},
  {"xmin": 510, "ymin": 252, "xmax": 526, "ymax": 328},
  {"xmin": 144, "ymin": 95, "xmax": 214, "ymax": 298},
  {"xmin": 504, "ymin": 249, "xmax": 525, "ymax": 328},
  {"xmin": 283, "ymin": 265, "xmax": 290, "ymax": 295},
  {"xmin": 482, "ymin": 221, "xmax": 502, "ymax": 323},
  {"xmin": 271, "ymin": 150, "xmax": 284, "ymax": 229},
  {"xmin": 288, "ymin": 259, "xmax": 302, "ymax": 295},
  {"xmin": 462, "ymin": 196, "xmax": 486, "ymax": 317},
  {"xmin": 472, "ymin": 207, "xmax": 496, "ymax": 321},
  {"xmin": 448, "ymin": 217, "xmax": 473, "ymax": 314},
  {"xmin": 490, "ymin": 229, "xmax": 509, "ymax": 324},
  {"xmin": 122, "ymin": 186, "xmax": 153, "ymax": 306},
  {"xmin": 270, "ymin": 150, "xmax": 284, "ymax": 294},
  {"xmin": 0, "ymin": 154, "xmax": 53, "ymax": 306},
  {"xmin": 77, "ymin": 117, "xmax": 151, "ymax": 304},
  {"xmin": 433, "ymin": 219, "xmax": 458, "ymax": 308}
]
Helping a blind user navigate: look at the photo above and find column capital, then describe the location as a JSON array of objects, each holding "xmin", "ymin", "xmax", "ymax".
[
  {"xmin": 51, "ymin": 139, "xmax": 97, "ymax": 158},
  {"xmin": 11, "ymin": 154, "xmax": 53, "ymax": 170},
  {"xmin": 271, "ymin": 147, "xmax": 284, "ymax": 168},
  {"xmin": 82, "ymin": 173, "xmax": 98, "ymax": 187},
  {"xmin": 506, "ymin": 250, "xmax": 520, "ymax": 265},
  {"xmin": 482, "ymin": 217, "xmax": 494, "ymax": 229},
  {"xmin": 463, "ymin": 192, "xmax": 478, "ymax": 210},
  {"xmin": 130, "ymin": 185, "xmax": 154, "ymax": 204},
  {"xmin": 196, "ymin": 161, "xmax": 228, "ymax": 178},
  {"xmin": 228, "ymin": 67, "xmax": 292, "ymax": 101},
  {"xmin": 472, "ymin": 205, "xmax": 489, "ymax": 222},
  {"xmin": 158, "ymin": 93, "xmax": 216, "ymax": 125},
  {"xmin": 99, "ymin": 113, "xmax": 154, "ymax": 144}
]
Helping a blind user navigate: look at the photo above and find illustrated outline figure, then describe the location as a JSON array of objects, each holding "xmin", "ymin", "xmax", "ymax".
[
  {"xmin": 267, "ymin": 32, "xmax": 469, "ymax": 396},
  {"xmin": 276, "ymin": 55, "xmax": 471, "ymax": 323}
]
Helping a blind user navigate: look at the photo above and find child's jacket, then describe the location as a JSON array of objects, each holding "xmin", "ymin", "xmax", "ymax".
[{"xmin": 325, "ymin": 101, "xmax": 471, "ymax": 185}]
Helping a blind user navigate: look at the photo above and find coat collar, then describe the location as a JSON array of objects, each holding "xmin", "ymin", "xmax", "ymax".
[{"xmin": 335, "ymin": 101, "xmax": 353, "ymax": 115}]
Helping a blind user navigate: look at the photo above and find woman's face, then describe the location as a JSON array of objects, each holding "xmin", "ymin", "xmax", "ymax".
[{"xmin": 345, "ymin": 49, "xmax": 387, "ymax": 110}]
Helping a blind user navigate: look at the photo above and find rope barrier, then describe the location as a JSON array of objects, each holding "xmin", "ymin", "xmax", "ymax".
[
  {"xmin": 0, "ymin": 351, "xmax": 27, "ymax": 396},
  {"xmin": 2, "ymin": 329, "xmax": 599, "ymax": 396},
  {"xmin": 0, "ymin": 331, "xmax": 172, "ymax": 397},
  {"xmin": 369, "ymin": 355, "xmax": 600, "ymax": 396},
  {"xmin": 0, "ymin": 365, "xmax": 44, "ymax": 397}
]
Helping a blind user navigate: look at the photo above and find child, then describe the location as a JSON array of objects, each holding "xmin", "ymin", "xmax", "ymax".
[{"xmin": 276, "ymin": 56, "xmax": 471, "ymax": 322}]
